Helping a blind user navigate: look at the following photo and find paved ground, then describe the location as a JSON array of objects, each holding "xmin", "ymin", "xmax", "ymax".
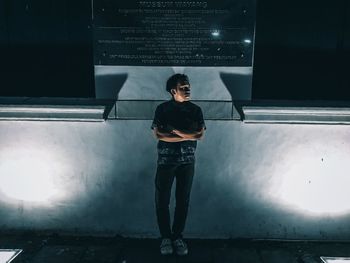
[{"xmin": 0, "ymin": 232, "xmax": 350, "ymax": 263}]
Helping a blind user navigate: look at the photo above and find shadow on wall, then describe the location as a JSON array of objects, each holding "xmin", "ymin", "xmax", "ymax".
[
  {"xmin": 220, "ymin": 72, "xmax": 252, "ymax": 100},
  {"xmin": 95, "ymin": 73, "xmax": 128, "ymax": 99}
]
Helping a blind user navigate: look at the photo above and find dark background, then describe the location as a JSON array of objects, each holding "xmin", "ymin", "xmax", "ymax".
[
  {"xmin": 0, "ymin": 0, "xmax": 94, "ymax": 97},
  {"xmin": 253, "ymin": 0, "xmax": 350, "ymax": 101},
  {"xmin": 0, "ymin": 0, "xmax": 349, "ymax": 100}
]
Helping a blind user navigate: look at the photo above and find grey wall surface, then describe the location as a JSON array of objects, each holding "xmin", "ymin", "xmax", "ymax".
[
  {"xmin": 95, "ymin": 66, "xmax": 252, "ymax": 100},
  {"xmin": 1, "ymin": 119, "xmax": 350, "ymax": 240}
]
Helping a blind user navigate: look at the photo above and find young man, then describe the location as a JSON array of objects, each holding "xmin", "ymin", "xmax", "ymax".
[{"xmin": 151, "ymin": 74, "xmax": 206, "ymax": 256}]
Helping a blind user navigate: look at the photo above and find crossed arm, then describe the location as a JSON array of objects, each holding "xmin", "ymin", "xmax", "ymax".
[{"xmin": 153, "ymin": 127, "xmax": 205, "ymax": 142}]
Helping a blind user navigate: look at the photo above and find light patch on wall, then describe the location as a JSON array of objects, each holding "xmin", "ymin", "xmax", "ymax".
[
  {"xmin": 0, "ymin": 147, "xmax": 65, "ymax": 203},
  {"xmin": 0, "ymin": 249, "xmax": 22, "ymax": 263},
  {"xmin": 269, "ymin": 144, "xmax": 350, "ymax": 215},
  {"xmin": 211, "ymin": 30, "xmax": 220, "ymax": 37}
]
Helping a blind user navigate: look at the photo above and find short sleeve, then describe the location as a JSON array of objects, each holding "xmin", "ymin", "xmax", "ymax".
[
  {"xmin": 197, "ymin": 107, "xmax": 206, "ymax": 131},
  {"xmin": 151, "ymin": 105, "xmax": 164, "ymax": 130}
]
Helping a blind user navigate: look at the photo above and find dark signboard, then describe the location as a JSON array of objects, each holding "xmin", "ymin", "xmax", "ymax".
[{"xmin": 93, "ymin": 0, "xmax": 256, "ymax": 66}]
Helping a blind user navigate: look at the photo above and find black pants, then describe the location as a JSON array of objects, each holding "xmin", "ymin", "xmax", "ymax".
[{"xmin": 155, "ymin": 162, "xmax": 195, "ymax": 240}]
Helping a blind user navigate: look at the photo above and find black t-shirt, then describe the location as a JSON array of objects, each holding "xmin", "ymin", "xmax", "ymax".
[{"xmin": 151, "ymin": 99, "xmax": 206, "ymax": 165}]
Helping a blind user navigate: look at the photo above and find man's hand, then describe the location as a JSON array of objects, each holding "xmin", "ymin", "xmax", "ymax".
[
  {"xmin": 171, "ymin": 128, "xmax": 204, "ymax": 140},
  {"xmin": 171, "ymin": 129, "xmax": 186, "ymax": 137},
  {"xmin": 153, "ymin": 127, "xmax": 187, "ymax": 142}
]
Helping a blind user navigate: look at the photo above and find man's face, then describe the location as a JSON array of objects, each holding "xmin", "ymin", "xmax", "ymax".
[{"xmin": 172, "ymin": 82, "xmax": 191, "ymax": 102}]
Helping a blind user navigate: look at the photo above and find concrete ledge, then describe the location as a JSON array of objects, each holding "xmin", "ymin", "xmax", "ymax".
[
  {"xmin": 242, "ymin": 106, "xmax": 350, "ymax": 124},
  {"xmin": 0, "ymin": 98, "xmax": 241, "ymax": 121},
  {"xmin": 114, "ymin": 100, "xmax": 239, "ymax": 120},
  {"xmin": 237, "ymin": 100, "xmax": 350, "ymax": 124},
  {"xmin": 0, "ymin": 97, "xmax": 114, "ymax": 122},
  {"xmin": 320, "ymin": 257, "xmax": 350, "ymax": 263}
]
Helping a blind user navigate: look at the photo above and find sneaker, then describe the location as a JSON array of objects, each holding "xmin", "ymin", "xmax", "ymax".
[
  {"xmin": 173, "ymin": 238, "xmax": 188, "ymax": 256},
  {"xmin": 160, "ymin": 238, "xmax": 173, "ymax": 255}
]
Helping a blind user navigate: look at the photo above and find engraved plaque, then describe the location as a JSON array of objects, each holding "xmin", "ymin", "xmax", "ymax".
[{"xmin": 93, "ymin": 0, "xmax": 256, "ymax": 66}]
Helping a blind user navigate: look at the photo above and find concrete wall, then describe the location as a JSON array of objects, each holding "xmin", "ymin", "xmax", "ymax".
[{"xmin": 1, "ymin": 119, "xmax": 350, "ymax": 240}]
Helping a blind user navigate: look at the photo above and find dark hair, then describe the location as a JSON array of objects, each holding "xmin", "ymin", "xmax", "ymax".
[{"xmin": 166, "ymin": 74, "xmax": 189, "ymax": 96}]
